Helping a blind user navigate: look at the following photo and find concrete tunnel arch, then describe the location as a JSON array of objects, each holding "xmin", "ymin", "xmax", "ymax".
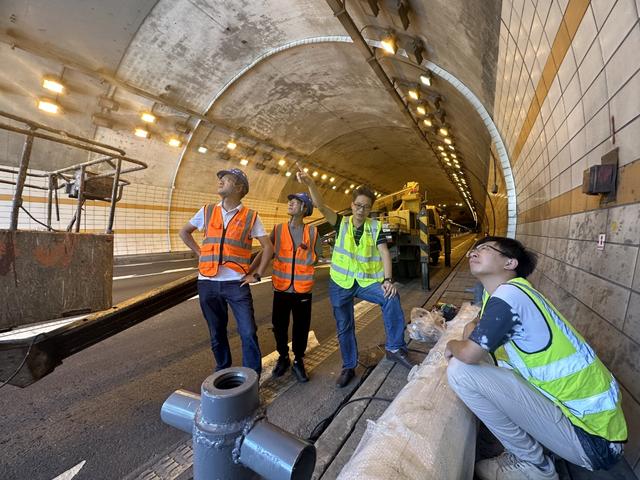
[{"xmin": 169, "ymin": 35, "xmax": 517, "ymax": 242}]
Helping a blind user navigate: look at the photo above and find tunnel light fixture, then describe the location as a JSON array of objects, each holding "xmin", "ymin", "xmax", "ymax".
[
  {"xmin": 303, "ymin": 167, "xmax": 309, "ymax": 173},
  {"xmin": 440, "ymin": 151, "xmax": 448, "ymax": 156},
  {"xmin": 329, "ymin": 177, "xmax": 335, "ymax": 183},
  {"xmin": 321, "ymin": 173, "xmax": 328, "ymax": 180},
  {"xmin": 141, "ymin": 112, "xmax": 156, "ymax": 123},
  {"xmin": 278, "ymin": 159, "xmax": 286, "ymax": 166},
  {"xmin": 416, "ymin": 104, "xmax": 426, "ymax": 116},
  {"xmin": 37, "ymin": 98, "xmax": 60, "ymax": 114},
  {"xmin": 345, "ymin": 189, "xmax": 351, "ymax": 194},
  {"xmin": 167, "ymin": 137, "xmax": 182, "ymax": 148},
  {"xmin": 450, "ymin": 153, "xmax": 457, "ymax": 159},
  {"xmin": 227, "ymin": 140, "xmax": 237, "ymax": 150},
  {"xmin": 408, "ymin": 89, "xmax": 419, "ymax": 100},
  {"xmin": 419, "ymin": 72, "xmax": 432, "ymax": 87},
  {"xmin": 380, "ymin": 32, "xmax": 398, "ymax": 55},
  {"xmin": 437, "ymin": 145, "xmax": 445, "ymax": 151},
  {"xmin": 448, "ymin": 145, "xmax": 455, "ymax": 151},
  {"xmin": 312, "ymin": 171, "xmax": 319, "ymax": 177},
  {"xmin": 134, "ymin": 127, "xmax": 149, "ymax": 138},
  {"xmin": 438, "ymin": 126, "xmax": 449, "ymax": 136},
  {"xmin": 444, "ymin": 137, "xmax": 452, "ymax": 145},
  {"xmin": 197, "ymin": 145, "xmax": 208, "ymax": 154},
  {"xmin": 285, "ymin": 171, "xmax": 292, "ymax": 177},
  {"xmin": 42, "ymin": 77, "xmax": 65, "ymax": 94},
  {"xmin": 332, "ymin": 185, "xmax": 337, "ymax": 190},
  {"xmin": 445, "ymin": 161, "xmax": 452, "ymax": 166},
  {"xmin": 423, "ymin": 118, "xmax": 433, "ymax": 127},
  {"xmin": 239, "ymin": 158, "xmax": 249, "ymax": 166},
  {"xmin": 350, "ymin": 184, "xmax": 355, "ymax": 189}
]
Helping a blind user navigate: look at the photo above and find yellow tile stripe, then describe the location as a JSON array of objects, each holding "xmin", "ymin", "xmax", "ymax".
[{"xmin": 511, "ymin": 0, "xmax": 590, "ymax": 164}]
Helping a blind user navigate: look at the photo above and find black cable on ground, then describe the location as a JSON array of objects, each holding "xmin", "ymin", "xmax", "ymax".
[
  {"xmin": 307, "ymin": 395, "xmax": 392, "ymax": 442},
  {"xmin": 0, "ymin": 333, "xmax": 42, "ymax": 390}
]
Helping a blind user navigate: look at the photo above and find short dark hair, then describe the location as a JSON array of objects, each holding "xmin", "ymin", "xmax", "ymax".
[
  {"xmin": 351, "ymin": 185, "xmax": 376, "ymax": 205},
  {"xmin": 475, "ymin": 236, "xmax": 538, "ymax": 278}
]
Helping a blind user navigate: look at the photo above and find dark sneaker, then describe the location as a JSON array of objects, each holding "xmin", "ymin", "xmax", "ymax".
[
  {"xmin": 385, "ymin": 349, "xmax": 416, "ymax": 369},
  {"xmin": 336, "ymin": 368, "xmax": 355, "ymax": 388},
  {"xmin": 272, "ymin": 356, "xmax": 290, "ymax": 378},
  {"xmin": 291, "ymin": 359, "xmax": 309, "ymax": 383}
]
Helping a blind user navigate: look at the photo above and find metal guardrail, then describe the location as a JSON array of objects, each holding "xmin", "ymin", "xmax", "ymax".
[
  {"xmin": 0, "ymin": 272, "xmax": 197, "ymax": 387},
  {"xmin": 0, "ymin": 110, "xmax": 147, "ymax": 233}
]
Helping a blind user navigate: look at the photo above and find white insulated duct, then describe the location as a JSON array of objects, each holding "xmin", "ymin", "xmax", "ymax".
[{"xmin": 337, "ymin": 303, "xmax": 481, "ymax": 480}]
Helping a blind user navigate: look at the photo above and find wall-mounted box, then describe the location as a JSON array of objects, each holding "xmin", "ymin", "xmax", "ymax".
[{"xmin": 582, "ymin": 148, "xmax": 618, "ymax": 203}]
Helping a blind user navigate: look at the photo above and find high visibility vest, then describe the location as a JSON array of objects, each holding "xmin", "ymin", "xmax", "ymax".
[
  {"xmin": 330, "ymin": 216, "xmax": 384, "ymax": 288},
  {"xmin": 272, "ymin": 223, "xmax": 318, "ymax": 293},
  {"xmin": 198, "ymin": 204, "xmax": 256, "ymax": 277},
  {"xmin": 482, "ymin": 278, "xmax": 627, "ymax": 441}
]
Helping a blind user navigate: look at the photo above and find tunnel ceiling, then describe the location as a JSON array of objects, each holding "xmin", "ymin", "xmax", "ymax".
[{"xmin": 0, "ymin": 0, "xmax": 501, "ymax": 223}]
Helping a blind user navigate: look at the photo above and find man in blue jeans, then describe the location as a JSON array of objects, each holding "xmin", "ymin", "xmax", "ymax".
[
  {"xmin": 297, "ymin": 165, "xmax": 414, "ymax": 387},
  {"xmin": 179, "ymin": 169, "xmax": 273, "ymax": 375}
]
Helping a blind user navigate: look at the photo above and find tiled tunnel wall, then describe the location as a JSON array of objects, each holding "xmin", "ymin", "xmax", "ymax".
[{"xmin": 494, "ymin": 0, "xmax": 640, "ymax": 472}]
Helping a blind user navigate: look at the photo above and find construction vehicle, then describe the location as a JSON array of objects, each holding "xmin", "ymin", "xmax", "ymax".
[{"xmin": 373, "ymin": 182, "xmax": 445, "ymax": 279}]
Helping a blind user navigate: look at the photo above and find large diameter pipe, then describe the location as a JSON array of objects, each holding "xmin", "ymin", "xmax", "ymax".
[{"xmin": 240, "ymin": 421, "xmax": 316, "ymax": 480}]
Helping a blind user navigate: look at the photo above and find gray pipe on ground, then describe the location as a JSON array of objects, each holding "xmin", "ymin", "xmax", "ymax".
[{"xmin": 161, "ymin": 367, "xmax": 316, "ymax": 480}]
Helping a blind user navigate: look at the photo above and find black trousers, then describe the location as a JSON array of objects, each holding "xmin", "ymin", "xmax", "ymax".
[{"xmin": 272, "ymin": 291, "xmax": 312, "ymax": 359}]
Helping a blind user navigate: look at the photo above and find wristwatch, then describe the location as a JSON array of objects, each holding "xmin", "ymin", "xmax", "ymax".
[
  {"xmin": 383, "ymin": 277, "xmax": 393, "ymax": 284},
  {"xmin": 252, "ymin": 273, "xmax": 262, "ymax": 282}
]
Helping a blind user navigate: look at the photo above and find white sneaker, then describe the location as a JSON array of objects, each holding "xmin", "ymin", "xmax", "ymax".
[{"xmin": 475, "ymin": 452, "xmax": 559, "ymax": 480}]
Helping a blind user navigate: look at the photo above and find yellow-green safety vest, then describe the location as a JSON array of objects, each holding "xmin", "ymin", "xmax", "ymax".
[
  {"xmin": 482, "ymin": 278, "xmax": 627, "ymax": 441},
  {"xmin": 330, "ymin": 216, "xmax": 384, "ymax": 288}
]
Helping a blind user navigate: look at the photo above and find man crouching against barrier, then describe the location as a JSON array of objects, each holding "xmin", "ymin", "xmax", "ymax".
[{"xmin": 445, "ymin": 236, "xmax": 627, "ymax": 480}]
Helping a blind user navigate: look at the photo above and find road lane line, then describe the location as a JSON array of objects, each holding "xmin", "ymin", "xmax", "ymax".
[
  {"xmin": 113, "ymin": 267, "xmax": 197, "ymax": 281},
  {"xmin": 52, "ymin": 460, "xmax": 86, "ymax": 480}
]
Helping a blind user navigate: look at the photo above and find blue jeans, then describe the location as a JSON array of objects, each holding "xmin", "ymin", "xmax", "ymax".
[
  {"xmin": 198, "ymin": 280, "xmax": 262, "ymax": 374},
  {"xmin": 329, "ymin": 279, "xmax": 407, "ymax": 369}
]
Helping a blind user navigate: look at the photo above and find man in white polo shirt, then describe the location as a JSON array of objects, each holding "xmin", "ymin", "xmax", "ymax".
[{"xmin": 180, "ymin": 168, "xmax": 273, "ymax": 375}]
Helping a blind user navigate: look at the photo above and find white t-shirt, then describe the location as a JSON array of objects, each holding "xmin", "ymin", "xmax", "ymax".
[{"xmin": 190, "ymin": 202, "xmax": 267, "ymax": 281}]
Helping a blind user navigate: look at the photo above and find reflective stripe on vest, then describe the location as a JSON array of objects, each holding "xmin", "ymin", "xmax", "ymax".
[
  {"xmin": 485, "ymin": 278, "xmax": 627, "ymax": 441},
  {"xmin": 330, "ymin": 217, "xmax": 383, "ymax": 288},
  {"xmin": 198, "ymin": 204, "xmax": 256, "ymax": 277},
  {"xmin": 272, "ymin": 223, "xmax": 317, "ymax": 293}
]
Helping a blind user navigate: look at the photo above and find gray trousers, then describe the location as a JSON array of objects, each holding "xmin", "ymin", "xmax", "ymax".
[{"xmin": 447, "ymin": 357, "xmax": 593, "ymax": 470}]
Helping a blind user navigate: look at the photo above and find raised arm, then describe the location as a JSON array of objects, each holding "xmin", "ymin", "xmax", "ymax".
[{"xmin": 296, "ymin": 162, "xmax": 338, "ymax": 226}]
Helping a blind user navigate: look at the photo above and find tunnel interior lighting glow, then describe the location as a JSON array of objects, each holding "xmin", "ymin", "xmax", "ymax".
[
  {"xmin": 227, "ymin": 140, "xmax": 237, "ymax": 150},
  {"xmin": 419, "ymin": 72, "xmax": 432, "ymax": 86},
  {"xmin": 278, "ymin": 159, "xmax": 286, "ymax": 166},
  {"xmin": 239, "ymin": 158, "xmax": 249, "ymax": 166},
  {"xmin": 332, "ymin": 185, "xmax": 337, "ymax": 190},
  {"xmin": 321, "ymin": 173, "xmax": 327, "ymax": 180},
  {"xmin": 448, "ymin": 145, "xmax": 455, "ymax": 151},
  {"xmin": 312, "ymin": 171, "xmax": 318, "ymax": 177},
  {"xmin": 197, "ymin": 145, "xmax": 208, "ymax": 154},
  {"xmin": 416, "ymin": 105, "xmax": 426, "ymax": 115},
  {"xmin": 141, "ymin": 112, "xmax": 156, "ymax": 123},
  {"xmin": 345, "ymin": 189, "xmax": 350, "ymax": 194},
  {"xmin": 168, "ymin": 137, "xmax": 182, "ymax": 147},
  {"xmin": 42, "ymin": 77, "xmax": 65, "ymax": 94},
  {"xmin": 423, "ymin": 118, "xmax": 432, "ymax": 127},
  {"xmin": 380, "ymin": 33, "xmax": 397, "ymax": 54},
  {"xmin": 451, "ymin": 153, "xmax": 457, "ymax": 159},
  {"xmin": 437, "ymin": 145, "xmax": 445, "ymax": 151},
  {"xmin": 134, "ymin": 127, "xmax": 149, "ymax": 138},
  {"xmin": 329, "ymin": 177, "xmax": 335, "ymax": 183},
  {"xmin": 303, "ymin": 167, "xmax": 309, "ymax": 173},
  {"xmin": 37, "ymin": 98, "xmax": 60, "ymax": 113},
  {"xmin": 444, "ymin": 137, "xmax": 452, "ymax": 145},
  {"xmin": 439, "ymin": 127, "xmax": 449, "ymax": 136},
  {"xmin": 350, "ymin": 184, "xmax": 355, "ymax": 189},
  {"xmin": 408, "ymin": 89, "xmax": 419, "ymax": 100},
  {"xmin": 285, "ymin": 171, "xmax": 292, "ymax": 177}
]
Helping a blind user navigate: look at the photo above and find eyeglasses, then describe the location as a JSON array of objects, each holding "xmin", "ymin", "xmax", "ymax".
[
  {"xmin": 466, "ymin": 243, "xmax": 508, "ymax": 258},
  {"xmin": 352, "ymin": 202, "xmax": 372, "ymax": 211}
]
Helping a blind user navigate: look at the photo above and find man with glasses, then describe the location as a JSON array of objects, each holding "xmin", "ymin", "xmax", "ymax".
[
  {"xmin": 297, "ymin": 166, "xmax": 413, "ymax": 388},
  {"xmin": 445, "ymin": 236, "xmax": 627, "ymax": 480}
]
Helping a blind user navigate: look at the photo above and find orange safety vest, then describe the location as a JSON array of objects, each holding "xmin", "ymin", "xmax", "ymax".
[
  {"xmin": 198, "ymin": 204, "xmax": 257, "ymax": 277},
  {"xmin": 272, "ymin": 223, "xmax": 318, "ymax": 293}
]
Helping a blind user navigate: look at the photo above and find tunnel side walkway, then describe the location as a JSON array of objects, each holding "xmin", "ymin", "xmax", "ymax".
[{"xmin": 313, "ymin": 261, "xmax": 638, "ymax": 480}]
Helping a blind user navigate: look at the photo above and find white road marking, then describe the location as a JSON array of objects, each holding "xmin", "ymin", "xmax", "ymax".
[
  {"xmin": 113, "ymin": 267, "xmax": 197, "ymax": 281},
  {"xmin": 52, "ymin": 460, "xmax": 86, "ymax": 480},
  {"xmin": 0, "ymin": 315, "xmax": 88, "ymax": 341}
]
